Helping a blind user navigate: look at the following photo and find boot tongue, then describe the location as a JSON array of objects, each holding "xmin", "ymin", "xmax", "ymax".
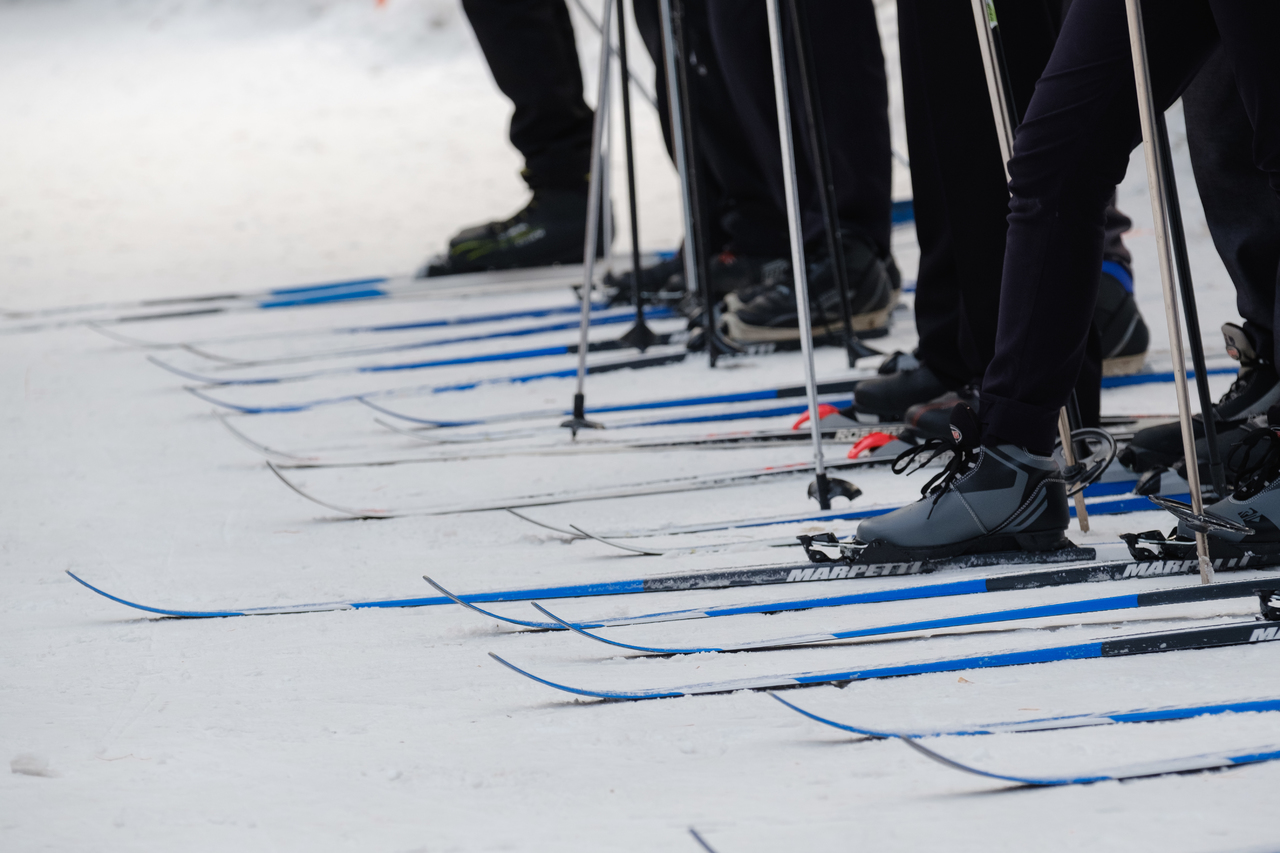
[
  {"xmin": 947, "ymin": 403, "xmax": 981, "ymax": 451},
  {"xmin": 1222, "ymin": 323, "xmax": 1258, "ymax": 365}
]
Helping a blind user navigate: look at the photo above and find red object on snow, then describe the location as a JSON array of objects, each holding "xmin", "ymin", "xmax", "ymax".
[
  {"xmin": 791, "ymin": 404, "xmax": 840, "ymax": 430},
  {"xmin": 848, "ymin": 432, "xmax": 897, "ymax": 459}
]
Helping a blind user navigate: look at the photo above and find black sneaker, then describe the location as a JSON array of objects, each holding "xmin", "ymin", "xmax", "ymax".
[
  {"xmin": 719, "ymin": 232, "xmax": 893, "ymax": 344},
  {"xmin": 1121, "ymin": 323, "xmax": 1280, "ymax": 474},
  {"xmin": 422, "ymin": 188, "xmax": 600, "ymax": 277},
  {"xmin": 851, "ymin": 404, "xmax": 1071, "ymax": 561},
  {"xmin": 1095, "ymin": 260, "xmax": 1149, "ymax": 376}
]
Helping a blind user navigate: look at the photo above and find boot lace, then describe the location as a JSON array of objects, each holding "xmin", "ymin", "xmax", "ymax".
[{"xmin": 891, "ymin": 435, "xmax": 981, "ymax": 505}]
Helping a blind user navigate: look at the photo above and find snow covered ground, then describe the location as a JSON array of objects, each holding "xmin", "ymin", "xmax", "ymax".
[{"xmin": 1, "ymin": 1, "xmax": 1275, "ymax": 851}]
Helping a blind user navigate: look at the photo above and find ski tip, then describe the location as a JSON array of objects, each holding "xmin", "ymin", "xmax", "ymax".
[
  {"xmin": 688, "ymin": 828, "xmax": 719, "ymax": 853},
  {"xmin": 768, "ymin": 693, "xmax": 891, "ymax": 738},
  {"xmin": 568, "ymin": 524, "xmax": 664, "ymax": 555},
  {"xmin": 895, "ymin": 735, "xmax": 1089, "ymax": 787},
  {"xmin": 423, "ymin": 576, "xmax": 559, "ymax": 629}
]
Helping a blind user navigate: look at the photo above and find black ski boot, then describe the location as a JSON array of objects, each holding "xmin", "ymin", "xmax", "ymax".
[
  {"xmin": 1096, "ymin": 260, "xmax": 1150, "ymax": 377},
  {"xmin": 904, "ymin": 387, "xmax": 981, "ymax": 441},
  {"xmin": 422, "ymin": 188, "xmax": 600, "ymax": 277},
  {"xmin": 851, "ymin": 404, "xmax": 1072, "ymax": 561},
  {"xmin": 601, "ymin": 254, "xmax": 685, "ymax": 306},
  {"xmin": 1120, "ymin": 323, "xmax": 1280, "ymax": 478},
  {"xmin": 719, "ymin": 232, "xmax": 894, "ymax": 344},
  {"xmin": 1125, "ymin": 405, "xmax": 1280, "ymax": 564}
]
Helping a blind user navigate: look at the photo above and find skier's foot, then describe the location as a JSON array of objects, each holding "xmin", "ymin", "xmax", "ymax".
[
  {"xmin": 1177, "ymin": 406, "xmax": 1280, "ymax": 545},
  {"xmin": 836, "ymin": 356, "xmax": 948, "ymax": 424},
  {"xmin": 904, "ymin": 387, "xmax": 980, "ymax": 441},
  {"xmin": 719, "ymin": 232, "xmax": 893, "ymax": 344},
  {"xmin": 1120, "ymin": 323, "xmax": 1280, "ymax": 479},
  {"xmin": 1096, "ymin": 259, "xmax": 1150, "ymax": 377},
  {"xmin": 719, "ymin": 254, "xmax": 794, "ymax": 311},
  {"xmin": 851, "ymin": 404, "xmax": 1071, "ymax": 561},
  {"xmin": 601, "ymin": 254, "xmax": 685, "ymax": 305},
  {"xmin": 421, "ymin": 188, "xmax": 594, "ymax": 277}
]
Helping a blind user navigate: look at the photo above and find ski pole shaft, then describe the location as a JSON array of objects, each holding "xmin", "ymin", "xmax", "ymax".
[
  {"xmin": 657, "ymin": 0, "xmax": 701, "ymax": 300},
  {"xmin": 786, "ymin": 0, "xmax": 857, "ymax": 369},
  {"xmin": 1154, "ymin": 110, "xmax": 1226, "ymax": 498},
  {"xmin": 1124, "ymin": 0, "xmax": 1212, "ymax": 583},
  {"xmin": 569, "ymin": 0, "xmax": 658, "ymax": 108},
  {"xmin": 616, "ymin": 0, "xmax": 648, "ymax": 327},
  {"xmin": 571, "ymin": 0, "xmax": 615, "ymax": 404},
  {"xmin": 765, "ymin": 0, "xmax": 829, "ymax": 507}
]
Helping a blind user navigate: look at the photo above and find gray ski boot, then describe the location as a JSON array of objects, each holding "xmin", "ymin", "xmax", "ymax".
[{"xmin": 852, "ymin": 404, "xmax": 1072, "ymax": 562}]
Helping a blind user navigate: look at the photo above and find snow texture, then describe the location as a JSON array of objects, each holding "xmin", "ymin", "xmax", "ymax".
[{"xmin": 1, "ymin": 1, "xmax": 1274, "ymax": 851}]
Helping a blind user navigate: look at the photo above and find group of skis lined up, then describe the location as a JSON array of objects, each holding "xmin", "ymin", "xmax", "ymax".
[{"xmin": 26, "ymin": 257, "xmax": 1278, "ymax": 792}]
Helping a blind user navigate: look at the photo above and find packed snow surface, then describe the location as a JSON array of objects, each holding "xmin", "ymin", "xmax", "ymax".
[{"xmin": 1, "ymin": 1, "xmax": 1274, "ymax": 851}]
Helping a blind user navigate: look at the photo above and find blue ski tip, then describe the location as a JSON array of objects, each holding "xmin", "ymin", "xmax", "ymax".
[
  {"xmin": 486, "ymin": 653, "xmax": 683, "ymax": 700},
  {"xmin": 770, "ymin": 694, "xmax": 894, "ymax": 738},
  {"xmin": 423, "ymin": 576, "xmax": 559, "ymax": 629},
  {"xmin": 66, "ymin": 570, "xmax": 244, "ymax": 618}
]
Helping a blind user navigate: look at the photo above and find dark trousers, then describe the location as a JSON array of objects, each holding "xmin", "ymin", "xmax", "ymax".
[
  {"xmin": 1184, "ymin": 47, "xmax": 1280, "ymax": 366},
  {"xmin": 900, "ymin": 0, "xmax": 1129, "ymax": 414},
  {"xmin": 634, "ymin": 0, "xmax": 891, "ymax": 260},
  {"xmin": 632, "ymin": 0, "xmax": 776, "ymax": 257},
  {"xmin": 705, "ymin": 0, "xmax": 892, "ymax": 259},
  {"xmin": 980, "ymin": 0, "xmax": 1280, "ymax": 453},
  {"xmin": 460, "ymin": 0, "xmax": 594, "ymax": 191}
]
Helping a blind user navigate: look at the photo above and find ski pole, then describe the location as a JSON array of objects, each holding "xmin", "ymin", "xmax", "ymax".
[
  {"xmin": 785, "ymin": 0, "xmax": 874, "ymax": 368},
  {"xmin": 1152, "ymin": 109, "xmax": 1227, "ymax": 498},
  {"xmin": 569, "ymin": 0, "xmax": 659, "ymax": 109},
  {"xmin": 563, "ymin": 0, "xmax": 616, "ymax": 435},
  {"xmin": 968, "ymin": 0, "xmax": 1090, "ymax": 531},
  {"xmin": 615, "ymin": 0, "xmax": 657, "ymax": 351},
  {"xmin": 1124, "ymin": 0, "xmax": 1212, "ymax": 582},
  {"xmin": 664, "ymin": 0, "xmax": 736, "ymax": 366},
  {"xmin": 764, "ymin": 0, "xmax": 856, "ymax": 510}
]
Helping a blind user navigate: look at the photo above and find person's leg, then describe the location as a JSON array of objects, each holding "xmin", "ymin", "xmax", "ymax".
[
  {"xmin": 1183, "ymin": 44, "xmax": 1280, "ymax": 366},
  {"xmin": 980, "ymin": 0, "xmax": 1218, "ymax": 454},
  {"xmin": 461, "ymin": 0, "xmax": 592, "ymax": 190},
  {"xmin": 424, "ymin": 0, "xmax": 597, "ymax": 275},
  {"xmin": 705, "ymin": 0, "xmax": 890, "ymax": 257}
]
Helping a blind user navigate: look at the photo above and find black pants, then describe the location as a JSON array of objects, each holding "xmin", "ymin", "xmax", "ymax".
[
  {"xmin": 980, "ymin": 0, "xmax": 1280, "ymax": 453},
  {"xmin": 705, "ymin": 0, "xmax": 892, "ymax": 259},
  {"xmin": 900, "ymin": 0, "xmax": 1129, "ymax": 411},
  {"xmin": 460, "ymin": 0, "xmax": 594, "ymax": 191},
  {"xmin": 632, "ymin": 0, "xmax": 776, "ymax": 257},
  {"xmin": 1184, "ymin": 47, "xmax": 1280, "ymax": 366}
]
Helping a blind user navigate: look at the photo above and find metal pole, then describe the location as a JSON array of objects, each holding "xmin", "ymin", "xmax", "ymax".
[
  {"xmin": 1155, "ymin": 110, "xmax": 1227, "ymax": 498},
  {"xmin": 657, "ymin": 0, "xmax": 699, "ymax": 304},
  {"xmin": 968, "ymin": 0, "xmax": 1090, "ymax": 531},
  {"xmin": 616, "ymin": 0, "xmax": 657, "ymax": 351},
  {"xmin": 563, "ymin": 0, "xmax": 615, "ymax": 435},
  {"xmin": 765, "ymin": 0, "xmax": 832, "ymax": 509},
  {"xmin": 1124, "ymin": 0, "xmax": 1213, "ymax": 583}
]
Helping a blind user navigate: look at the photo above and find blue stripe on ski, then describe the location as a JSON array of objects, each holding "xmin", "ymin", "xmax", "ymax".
[
  {"xmin": 1101, "ymin": 367, "xmax": 1236, "ymax": 389},
  {"xmin": 354, "ymin": 303, "xmax": 609, "ymax": 334},
  {"xmin": 897, "ymin": 737, "xmax": 1280, "ymax": 787},
  {"xmin": 266, "ymin": 277, "xmax": 390, "ymax": 297},
  {"xmin": 67, "ymin": 570, "xmax": 643, "ymax": 619},
  {"xmin": 259, "ymin": 288, "xmax": 389, "ymax": 309},
  {"xmin": 772, "ymin": 694, "xmax": 1280, "ymax": 739},
  {"xmin": 549, "ymin": 591, "xmax": 1151, "ymax": 654}
]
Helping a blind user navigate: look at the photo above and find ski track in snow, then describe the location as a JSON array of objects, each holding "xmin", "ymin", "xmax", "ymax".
[{"xmin": 1, "ymin": 1, "xmax": 1274, "ymax": 851}]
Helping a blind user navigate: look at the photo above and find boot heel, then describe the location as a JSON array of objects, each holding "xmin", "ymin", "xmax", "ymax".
[{"xmin": 1013, "ymin": 531, "xmax": 1072, "ymax": 552}]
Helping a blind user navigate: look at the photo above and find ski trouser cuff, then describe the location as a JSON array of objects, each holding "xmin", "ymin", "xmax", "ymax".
[{"xmin": 978, "ymin": 390, "xmax": 1058, "ymax": 456}]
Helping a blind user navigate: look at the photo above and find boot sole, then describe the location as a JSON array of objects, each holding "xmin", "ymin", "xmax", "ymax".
[
  {"xmin": 853, "ymin": 529, "xmax": 1074, "ymax": 564},
  {"xmin": 720, "ymin": 303, "xmax": 894, "ymax": 344},
  {"xmin": 1102, "ymin": 351, "xmax": 1148, "ymax": 377}
]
